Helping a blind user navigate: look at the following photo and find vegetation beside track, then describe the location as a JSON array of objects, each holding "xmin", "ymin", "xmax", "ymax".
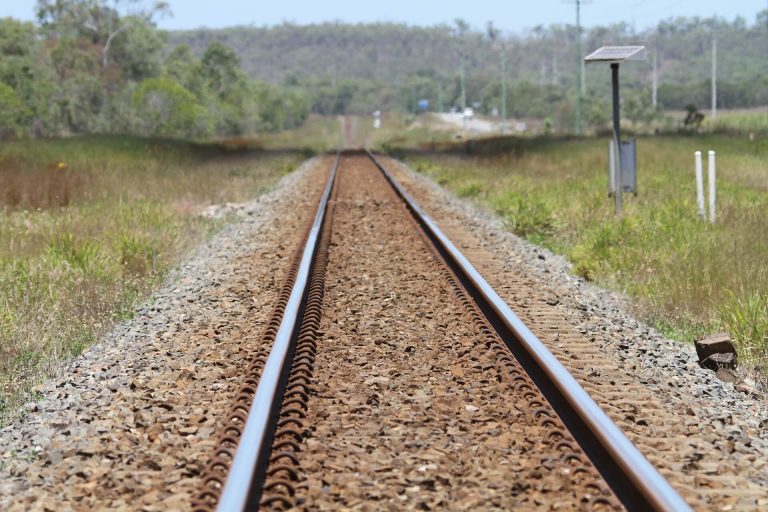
[
  {"xmin": 404, "ymin": 134, "xmax": 768, "ymax": 377},
  {"xmin": 710, "ymin": 109, "xmax": 768, "ymax": 136},
  {"xmin": 0, "ymin": 135, "xmax": 302, "ymax": 423}
]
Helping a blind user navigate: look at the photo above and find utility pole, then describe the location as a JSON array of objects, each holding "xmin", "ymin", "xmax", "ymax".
[
  {"xmin": 651, "ymin": 46, "xmax": 658, "ymax": 109},
  {"xmin": 455, "ymin": 19, "xmax": 470, "ymax": 132},
  {"xmin": 437, "ymin": 80, "xmax": 444, "ymax": 113},
  {"xmin": 552, "ymin": 54, "xmax": 558, "ymax": 84},
  {"xmin": 575, "ymin": 0, "xmax": 583, "ymax": 134},
  {"xmin": 501, "ymin": 45, "xmax": 507, "ymax": 133},
  {"xmin": 566, "ymin": 0, "xmax": 591, "ymax": 135},
  {"xmin": 487, "ymin": 22, "xmax": 507, "ymax": 133},
  {"xmin": 460, "ymin": 51, "xmax": 467, "ymax": 111},
  {"xmin": 711, "ymin": 34, "xmax": 717, "ymax": 121}
]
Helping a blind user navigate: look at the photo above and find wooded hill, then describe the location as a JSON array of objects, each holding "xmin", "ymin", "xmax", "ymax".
[{"xmin": 170, "ymin": 13, "xmax": 768, "ymax": 127}]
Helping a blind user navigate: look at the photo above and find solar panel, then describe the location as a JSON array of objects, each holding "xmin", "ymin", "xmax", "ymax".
[{"xmin": 584, "ymin": 46, "xmax": 647, "ymax": 63}]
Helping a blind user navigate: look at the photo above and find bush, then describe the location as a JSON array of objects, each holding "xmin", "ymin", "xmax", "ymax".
[
  {"xmin": 0, "ymin": 82, "xmax": 29, "ymax": 138},
  {"xmin": 133, "ymin": 77, "xmax": 212, "ymax": 138}
]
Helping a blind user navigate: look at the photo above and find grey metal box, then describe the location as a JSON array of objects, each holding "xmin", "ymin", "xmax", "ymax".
[{"xmin": 609, "ymin": 139, "xmax": 637, "ymax": 194}]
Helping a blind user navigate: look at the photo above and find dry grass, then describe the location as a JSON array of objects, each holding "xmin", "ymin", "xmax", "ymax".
[
  {"xmin": 0, "ymin": 135, "xmax": 302, "ymax": 423},
  {"xmin": 406, "ymin": 134, "xmax": 768, "ymax": 378}
]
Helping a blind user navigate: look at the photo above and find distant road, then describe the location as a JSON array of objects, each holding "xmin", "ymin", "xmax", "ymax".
[{"xmin": 435, "ymin": 112, "xmax": 499, "ymax": 133}]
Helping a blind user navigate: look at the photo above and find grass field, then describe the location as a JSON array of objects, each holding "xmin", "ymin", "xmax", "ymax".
[
  {"xmin": 252, "ymin": 112, "xmax": 459, "ymax": 152},
  {"xmin": 0, "ymin": 136, "xmax": 301, "ymax": 422},
  {"xmin": 710, "ymin": 109, "xmax": 768, "ymax": 136},
  {"xmin": 404, "ymin": 134, "xmax": 768, "ymax": 378}
]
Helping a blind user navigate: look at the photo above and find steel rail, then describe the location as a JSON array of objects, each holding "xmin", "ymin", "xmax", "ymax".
[
  {"xmin": 366, "ymin": 150, "xmax": 691, "ymax": 512},
  {"xmin": 215, "ymin": 153, "xmax": 340, "ymax": 512}
]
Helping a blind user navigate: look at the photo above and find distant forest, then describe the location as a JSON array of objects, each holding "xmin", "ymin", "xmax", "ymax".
[
  {"xmin": 1, "ymin": 2, "xmax": 766, "ymax": 139},
  {"xmin": 171, "ymin": 12, "xmax": 768, "ymax": 129}
]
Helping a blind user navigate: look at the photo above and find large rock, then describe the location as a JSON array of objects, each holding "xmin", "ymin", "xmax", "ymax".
[{"xmin": 695, "ymin": 333, "xmax": 737, "ymax": 370}]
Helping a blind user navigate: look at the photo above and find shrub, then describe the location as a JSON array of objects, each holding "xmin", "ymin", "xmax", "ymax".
[
  {"xmin": 133, "ymin": 77, "xmax": 212, "ymax": 139},
  {"xmin": 0, "ymin": 82, "xmax": 29, "ymax": 138}
]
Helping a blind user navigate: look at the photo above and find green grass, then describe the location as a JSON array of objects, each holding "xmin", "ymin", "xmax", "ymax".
[
  {"xmin": 254, "ymin": 114, "xmax": 343, "ymax": 152},
  {"xmin": 709, "ymin": 109, "xmax": 768, "ymax": 136},
  {"xmin": 405, "ymin": 134, "xmax": 768, "ymax": 378},
  {"xmin": 0, "ymin": 135, "xmax": 302, "ymax": 423},
  {"xmin": 245, "ymin": 112, "xmax": 460, "ymax": 153}
]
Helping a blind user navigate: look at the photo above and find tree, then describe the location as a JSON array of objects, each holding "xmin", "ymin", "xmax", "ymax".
[
  {"xmin": 0, "ymin": 82, "xmax": 30, "ymax": 138},
  {"xmin": 36, "ymin": 0, "xmax": 170, "ymax": 68},
  {"xmin": 583, "ymin": 90, "xmax": 609, "ymax": 130},
  {"xmin": 165, "ymin": 44, "xmax": 196, "ymax": 86},
  {"xmin": 0, "ymin": 19, "xmax": 38, "ymax": 104},
  {"xmin": 201, "ymin": 42, "xmax": 241, "ymax": 96},
  {"xmin": 109, "ymin": 16, "xmax": 166, "ymax": 81},
  {"xmin": 625, "ymin": 90, "xmax": 656, "ymax": 126},
  {"xmin": 683, "ymin": 104, "xmax": 705, "ymax": 133},
  {"xmin": 132, "ymin": 76, "xmax": 211, "ymax": 138}
]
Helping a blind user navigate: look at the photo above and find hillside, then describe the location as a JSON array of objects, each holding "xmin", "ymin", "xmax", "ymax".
[{"xmin": 169, "ymin": 14, "xmax": 768, "ymax": 118}]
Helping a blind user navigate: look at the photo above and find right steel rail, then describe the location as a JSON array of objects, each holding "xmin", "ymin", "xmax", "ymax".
[{"xmin": 367, "ymin": 150, "xmax": 691, "ymax": 512}]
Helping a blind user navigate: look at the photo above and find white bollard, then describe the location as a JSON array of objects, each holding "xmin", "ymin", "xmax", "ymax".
[
  {"xmin": 695, "ymin": 151, "xmax": 705, "ymax": 220},
  {"xmin": 708, "ymin": 150, "xmax": 716, "ymax": 224}
]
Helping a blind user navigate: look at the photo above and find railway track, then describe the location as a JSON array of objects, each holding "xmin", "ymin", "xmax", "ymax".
[{"xmin": 193, "ymin": 150, "xmax": 690, "ymax": 511}]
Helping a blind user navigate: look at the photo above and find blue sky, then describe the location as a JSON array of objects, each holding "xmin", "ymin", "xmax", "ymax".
[{"xmin": 2, "ymin": 1, "xmax": 766, "ymax": 32}]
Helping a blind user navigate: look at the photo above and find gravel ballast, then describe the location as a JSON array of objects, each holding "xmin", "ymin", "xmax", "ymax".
[
  {"xmin": 1, "ymin": 152, "xmax": 766, "ymax": 510},
  {"xmin": 385, "ymin": 155, "xmax": 768, "ymax": 509},
  {"xmin": 294, "ymin": 154, "xmax": 615, "ymax": 510},
  {"xmin": 0, "ymin": 156, "xmax": 330, "ymax": 511}
]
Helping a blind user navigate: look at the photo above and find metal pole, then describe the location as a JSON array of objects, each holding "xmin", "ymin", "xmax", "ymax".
[
  {"xmin": 460, "ymin": 50, "xmax": 467, "ymax": 132},
  {"xmin": 711, "ymin": 35, "xmax": 717, "ymax": 121},
  {"xmin": 611, "ymin": 63, "xmax": 623, "ymax": 214},
  {"xmin": 575, "ymin": 0, "xmax": 582, "ymax": 135},
  {"xmin": 501, "ymin": 46, "xmax": 507, "ymax": 133},
  {"xmin": 708, "ymin": 150, "xmax": 716, "ymax": 224},
  {"xmin": 460, "ymin": 51, "xmax": 467, "ymax": 111},
  {"xmin": 437, "ymin": 81, "xmax": 444, "ymax": 113},
  {"xmin": 651, "ymin": 47, "xmax": 658, "ymax": 109}
]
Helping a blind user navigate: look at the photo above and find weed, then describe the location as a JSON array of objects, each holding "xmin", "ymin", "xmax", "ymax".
[
  {"xmin": 46, "ymin": 234, "xmax": 102, "ymax": 272},
  {"xmin": 492, "ymin": 192, "xmax": 554, "ymax": 240},
  {"xmin": 118, "ymin": 234, "xmax": 156, "ymax": 276},
  {"xmin": 718, "ymin": 291, "xmax": 768, "ymax": 372},
  {"xmin": 457, "ymin": 181, "xmax": 485, "ymax": 198}
]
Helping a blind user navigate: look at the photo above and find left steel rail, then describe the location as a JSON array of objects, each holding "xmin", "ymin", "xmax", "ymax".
[{"xmin": 215, "ymin": 152, "xmax": 340, "ymax": 512}]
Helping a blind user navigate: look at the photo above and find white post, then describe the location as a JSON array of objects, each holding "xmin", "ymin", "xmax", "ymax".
[
  {"xmin": 695, "ymin": 151, "xmax": 705, "ymax": 220},
  {"xmin": 708, "ymin": 150, "xmax": 716, "ymax": 224}
]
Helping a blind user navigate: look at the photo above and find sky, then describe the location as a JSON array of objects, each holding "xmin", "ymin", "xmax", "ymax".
[{"xmin": 1, "ymin": 0, "xmax": 766, "ymax": 33}]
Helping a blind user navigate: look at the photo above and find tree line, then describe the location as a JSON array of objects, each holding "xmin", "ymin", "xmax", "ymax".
[
  {"xmin": 172, "ymin": 12, "xmax": 768, "ymax": 130},
  {"xmin": 0, "ymin": 0, "xmax": 309, "ymax": 139},
  {"xmin": 2, "ymin": 3, "xmax": 767, "ymax": 139}
]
